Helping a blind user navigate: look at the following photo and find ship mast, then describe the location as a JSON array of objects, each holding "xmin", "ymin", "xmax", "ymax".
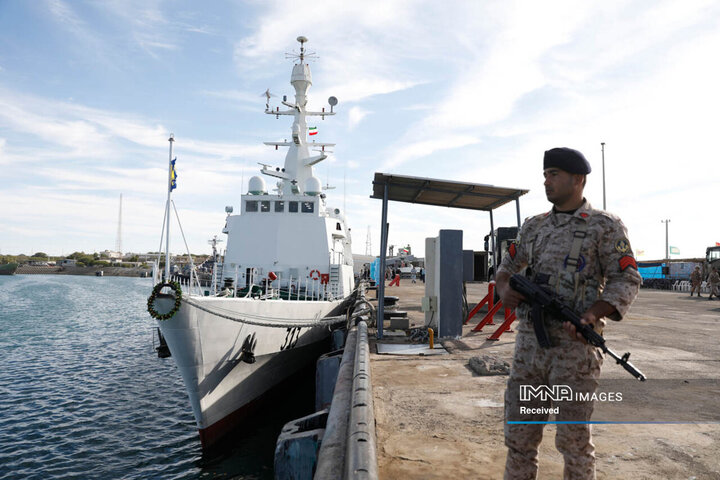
[{"xmin": 261, "ymin": 36, "xmax": 338, "ymax": 196}]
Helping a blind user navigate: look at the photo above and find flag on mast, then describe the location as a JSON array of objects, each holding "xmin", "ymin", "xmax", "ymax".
[
  {"xmin": 308, "ymin": 126, "xmax": 318, "ymax": 136},
  {"xmin": 170, "ymin": 157, "xmax": 177, "ymax": 191}
]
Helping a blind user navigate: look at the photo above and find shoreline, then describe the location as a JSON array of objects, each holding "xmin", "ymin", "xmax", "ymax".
[{"xmin": 15, "ymin": 265, "xmax": 151, "ymax": 277}]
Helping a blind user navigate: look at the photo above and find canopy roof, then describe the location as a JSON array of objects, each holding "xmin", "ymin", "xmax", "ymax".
[{"xmin": 370, "ymin": 173, "xmax": 528, "ymax": 211}]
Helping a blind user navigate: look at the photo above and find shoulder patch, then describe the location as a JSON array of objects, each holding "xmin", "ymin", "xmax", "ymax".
[
  {"xmin": 615, "ymin": 238, "xmax": 631, "ymax": 254},
  {"xmin": 508, "ymin": 242, "xmax": 517, "ymax": 260}
]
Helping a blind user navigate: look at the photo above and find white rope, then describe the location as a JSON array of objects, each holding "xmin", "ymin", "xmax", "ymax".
[{"xmin": 182, "ymin": 296, "xmax": 348, "ymax": 328}]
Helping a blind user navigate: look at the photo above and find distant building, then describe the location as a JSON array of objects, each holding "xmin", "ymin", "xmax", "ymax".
[{"xmin": 59, "ymin": 259, "xmax": 76, "ymax": 267}]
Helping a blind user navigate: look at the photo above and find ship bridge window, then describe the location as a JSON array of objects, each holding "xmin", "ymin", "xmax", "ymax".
[
  {"xmin": 275, "ymin": 201, "xmax": 285, "ymax": 213},
  {"xmin": 301, "ymin": 201, "xmax": 315, "ymax": 213},
  {"xmin": 246, "ymin": 200, "xmax": 258, "ymax": 212},
  {"xmin": 289, "ymin": 201, "xmax": 299, "ymax": 213},
  {"xmin": 260, "ymin": 201, "xmax": 271, "ymax": 212}
]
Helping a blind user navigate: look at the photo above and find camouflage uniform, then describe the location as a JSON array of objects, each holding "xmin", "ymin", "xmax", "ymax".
[
  {"xmin": 690, "ymin": 268, "xmax": 703, "ymax": 297},
  {"xmin": 499, "ymin": 199, "xmax": 641, "ymax": 480},
  {"xmin": 708, "ymin": 269, "xmax": 720, "ymax": 299}
]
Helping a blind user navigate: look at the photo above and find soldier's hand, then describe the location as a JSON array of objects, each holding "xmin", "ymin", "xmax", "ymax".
[
  {"xmin": 495, "ymin": 271, "xmax": 525, "ymax": 310},
  {"xmin": 563, "ymin": 312, "xmax": 598, "ymax": 344}
]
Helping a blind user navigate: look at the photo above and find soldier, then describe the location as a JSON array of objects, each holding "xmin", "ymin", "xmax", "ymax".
[
  {"xmin": 708, "ymin": 267, "xmax": 720, "ymax": 300},
  {"xmin": 690, "ymin": 266, "xmax": 703, "ymax": 297},
  {"xmin": 496, "ymin": 147, "xmax": 642, "ymax": 480}
]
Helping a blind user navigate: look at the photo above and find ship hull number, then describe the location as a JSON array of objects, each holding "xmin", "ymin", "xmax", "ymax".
[{"xmin": 281, "ymin": 327, "xmax": 301, "ymax": 350}]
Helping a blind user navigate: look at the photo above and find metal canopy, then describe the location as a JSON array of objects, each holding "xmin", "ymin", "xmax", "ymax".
[
  {"xmin": 371, "ymin": 172, "xmax": 529, "ymax": 339},
  {"xmin": 371, "ymin": 173, "xmax": 528, "ymax": 211}
]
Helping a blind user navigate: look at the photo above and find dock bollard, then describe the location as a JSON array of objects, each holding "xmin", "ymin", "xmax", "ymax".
[{"xmin": 428, "ymin": 328, "xmax": 434, "ymax": 349}]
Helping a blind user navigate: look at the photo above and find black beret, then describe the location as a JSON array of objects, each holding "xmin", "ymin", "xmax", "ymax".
[{"xmin": 543, "ymin": 147, "xmax": 591, "ymax": 174}]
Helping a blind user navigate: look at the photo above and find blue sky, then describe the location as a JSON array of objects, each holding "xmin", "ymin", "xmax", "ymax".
[{"xmin": 1, "ymin": 0, "xmax": 719, "ymax": 260}]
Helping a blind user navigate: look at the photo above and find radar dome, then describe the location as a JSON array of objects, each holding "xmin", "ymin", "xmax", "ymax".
[
  {"xmin": 248, "ymin": 176, "xmax": 267, "ymax": 195},
  {"xmin": 304, "ymin": 176, "xmax": 322, "ymax": 196}
]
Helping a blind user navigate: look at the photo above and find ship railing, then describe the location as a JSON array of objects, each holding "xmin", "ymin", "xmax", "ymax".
[{"xmin": 208, "ymin": 269, "xmax": 339, "ymax": 301}]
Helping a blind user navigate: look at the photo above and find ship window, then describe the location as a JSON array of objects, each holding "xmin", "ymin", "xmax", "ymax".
[
  {"xmin": 260, "ymin": 201, "xmax": 271, "ymax": 212},
  {"xmin": 301, "ymin": 201, "xmax": 314, "ymax": 213},
  {"xmin": 289, "ymin": 201, "xmax": 299, "ymax": 213},
  {"xmin": 275, "ymin": 201, "xmax": 285, "ymax": 212},
  {"xmin": 246, "ymin": 200, "xmax": 258, "ymax": 212},
  {"xmin": 336, "ymin": 222, "xmax": 342, "ymax": 231}
]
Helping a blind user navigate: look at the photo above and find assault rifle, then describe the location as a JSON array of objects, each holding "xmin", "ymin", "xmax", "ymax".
[{"xmin": 509, "ymin": 274, "xmax": 647, "ymax": 381}]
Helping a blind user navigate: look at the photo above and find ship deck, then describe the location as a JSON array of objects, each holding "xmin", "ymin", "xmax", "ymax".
[{"xmin": 369, "ymin": 282, "xmax": 720, "ymax": 479}]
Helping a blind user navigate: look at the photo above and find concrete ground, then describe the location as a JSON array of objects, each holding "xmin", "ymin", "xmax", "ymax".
[{"xmin": 369, "ymin": 281, "xmax": 720, "ymax": 480}]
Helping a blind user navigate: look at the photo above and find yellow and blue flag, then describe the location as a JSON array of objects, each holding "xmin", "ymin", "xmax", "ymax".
[{"xmin": 170, "ymin": 157, "xmax": 177, "ymax": 191}]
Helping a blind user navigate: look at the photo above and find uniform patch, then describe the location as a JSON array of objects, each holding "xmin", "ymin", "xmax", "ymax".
[
  {"xmin": 619, "ymin": 255, "xmax": 637, "ymax": 271},
  {"xmin": 615, "ymin": 238, "xmax": 631, "ymax": 254},
  {"xmin": 508, "ymin": 242, "xmax": 517, "ymax": 260},
  {"xmin": 580, "ymin": 212, "xmax": 589, "ymax": 218}
]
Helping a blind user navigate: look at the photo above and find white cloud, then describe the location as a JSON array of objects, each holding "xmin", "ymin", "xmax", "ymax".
[
  {"xmin": 347, "ymin": 106, "xmax": 370, "ymax": 130},
  {"xmin": 380, "ymin": 134, "xmax": 481, "ymax": 172}
]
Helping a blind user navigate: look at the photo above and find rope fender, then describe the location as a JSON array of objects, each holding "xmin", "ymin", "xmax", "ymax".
[{"xmin": 147, "ymin": 281, "xmax": 182, "ymax": 320}]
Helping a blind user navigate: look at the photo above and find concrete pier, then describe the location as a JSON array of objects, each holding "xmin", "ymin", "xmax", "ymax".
[{"xmin": 369, "ymin": 282, "xmax": 720, "ymax": 479}]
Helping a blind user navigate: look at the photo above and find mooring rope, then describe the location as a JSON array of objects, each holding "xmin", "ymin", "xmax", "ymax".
[{"xmin": 181, "ymin": 296, "xmax": 348, "ymax": 328}]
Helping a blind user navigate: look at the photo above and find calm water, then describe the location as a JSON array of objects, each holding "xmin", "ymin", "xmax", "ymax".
[{"xmin": 0, "ymin": 275, "xmax": 314, "ymax": 480}]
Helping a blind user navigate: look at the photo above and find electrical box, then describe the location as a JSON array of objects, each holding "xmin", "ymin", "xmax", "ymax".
[{"xmin": 421, "ymin": 296, "xmax": 437, "ymax": 312}]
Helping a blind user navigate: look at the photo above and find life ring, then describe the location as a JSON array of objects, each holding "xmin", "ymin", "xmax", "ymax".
[
  {"xmin": 147, "ymin": 281, "xmax": 182, "ymax": 320},
  {"xmin": 309, "ymin": 269, "xmax": 320, "ymax": 281}
]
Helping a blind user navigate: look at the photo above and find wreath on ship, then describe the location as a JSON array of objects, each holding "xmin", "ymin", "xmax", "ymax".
[{"xmin": 147, "ymin": 281, "xmax": 182, "ymax": 320}]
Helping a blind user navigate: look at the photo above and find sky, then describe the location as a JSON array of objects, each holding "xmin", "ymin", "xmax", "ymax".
[{"xmin": 1, "ymin": 0, "xmax": 719, "ymax": 261}]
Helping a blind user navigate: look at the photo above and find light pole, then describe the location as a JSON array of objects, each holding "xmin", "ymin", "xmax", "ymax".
[
  {"xmin": 661, "ymin": 219, "xmax": 670, "ymax": 263},
  {"xmin": 601, "ymin": 142, "xmax": 606, "ymax": 210}
]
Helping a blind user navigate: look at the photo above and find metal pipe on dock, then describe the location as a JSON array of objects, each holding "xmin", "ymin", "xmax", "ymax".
[
  {"xmin": 344, "ymin": 321, "xmax": 378, "ymax": 479},
  {"xmin": 314, "ymin": 321, "xmax": 378, "ymax": 480},
  {"xmin": 314, "ymin": 328, "xmax": 358, "ymax": 479}
]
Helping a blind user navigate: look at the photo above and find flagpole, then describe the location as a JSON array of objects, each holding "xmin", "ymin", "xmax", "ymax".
[
  {"xmin": 165, "ymin": 134, "xmax": 175, "ymax": 281},
  {"xmin": 661, "ymin": 219, "xmax": 670, "ymax": 265}
]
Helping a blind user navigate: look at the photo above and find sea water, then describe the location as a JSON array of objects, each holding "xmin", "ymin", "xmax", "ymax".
[{"xmin": 0, "ymin": 275, "xmax": 313, "ymax": 480}]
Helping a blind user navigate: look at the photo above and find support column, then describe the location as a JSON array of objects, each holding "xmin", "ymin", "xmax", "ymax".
[
  {"xmin": 489, "ymin": 209, "xmax": 496, "ymax": 279},
  {"xmin": 377, "ymin": 183, "xmax": 389, "ymax": 339}
]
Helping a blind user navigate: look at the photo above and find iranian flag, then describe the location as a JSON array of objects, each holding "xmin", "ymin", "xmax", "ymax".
[{"xmin": 308, "ymin": 127, "xmax": 318, "ymax": 136}]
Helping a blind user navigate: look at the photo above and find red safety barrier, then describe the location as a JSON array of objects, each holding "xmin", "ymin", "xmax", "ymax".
[
  {"xmin": 465, "ymin": 281, "xmax": 495, "ymax": 325},
  {"xmin": 472, "ymin": 299, "xmax": 503, "ymax": 332},
  {"xmin": 487, "ymin": 308, "xmax": 516, "ymax": 341}
]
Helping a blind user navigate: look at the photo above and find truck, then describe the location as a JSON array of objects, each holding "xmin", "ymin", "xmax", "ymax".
[
  {"xmin": 706, "ymin": 246, "xmax": 720, "ymax": 273},
  {"xmin": 484, "ymin": 226, "xmax": 519, "ymax": 280}
]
